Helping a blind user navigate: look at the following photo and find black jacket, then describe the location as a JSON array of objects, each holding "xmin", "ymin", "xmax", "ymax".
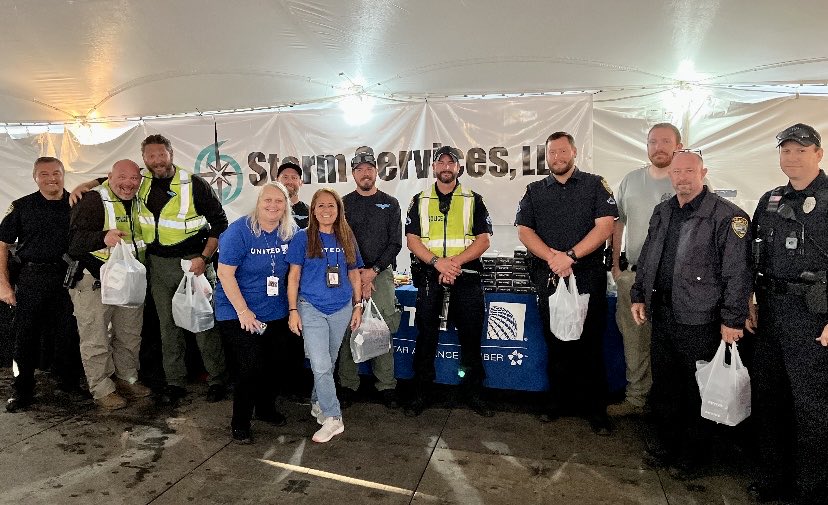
[{"xmin": 631, "ymin": 190, "xmax": 752, "ymax": 328}]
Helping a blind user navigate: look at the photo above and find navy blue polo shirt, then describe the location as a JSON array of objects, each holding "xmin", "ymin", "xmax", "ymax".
[{"xmin": 514, "ymin": 168, "xmax": 618, "ymax": 265}]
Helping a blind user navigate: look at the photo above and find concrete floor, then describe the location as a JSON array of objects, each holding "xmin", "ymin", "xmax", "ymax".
[{"xmin": 0, "ymin": 371, "xmax": 771, "ymax": 505}]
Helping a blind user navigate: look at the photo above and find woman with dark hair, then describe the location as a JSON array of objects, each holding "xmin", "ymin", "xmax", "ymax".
[
  {"xmin": 215, "ymin": 182, "xmax": 297, "ymax": 444},
  {"xmin": 286, "ymin": 188, "xmax": 363, "ymax": 443}
]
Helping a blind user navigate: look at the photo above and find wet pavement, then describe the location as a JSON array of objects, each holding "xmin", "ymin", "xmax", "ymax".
[{"xmin": 0, "ymin": 371, "xmax": 769, "ymax": 505}]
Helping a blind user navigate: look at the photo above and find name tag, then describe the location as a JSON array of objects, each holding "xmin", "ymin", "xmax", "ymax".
[
  {"xmin": 266, "ymin": 276, "xmax": 279, "ymax": 296},
  {"xmin": 326, "ymin": 265, "xmax": 341, "ymax": 288}
]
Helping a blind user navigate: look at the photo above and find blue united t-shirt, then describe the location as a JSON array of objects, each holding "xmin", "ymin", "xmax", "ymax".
[
  {"xmin": 214, "ymin": 217, "xmax": 292, "ymax": 322},
  {"xmin": 286, "ymin": 229, "xmax": 363, "ymax": 315}
]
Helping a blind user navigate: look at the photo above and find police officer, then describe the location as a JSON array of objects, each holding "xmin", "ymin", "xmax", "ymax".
[
  {"xmin": 404, "ymin": 145, "xmax": 493, "ymax": 417},
  {"xmin": 631, "ymin": 151, "xmax": 751, "ymax": 479},
  {"xmin": 337, "ymin": 147, "xmax": 402, "ymax": 408},
  {"xmin": 516, "ymin": 131, "xmax": 617, "ymax": 435},
  {"xmin": 747, "ymin": 123, "xmax": 828, "ymax": 504},
  {"xmin": 0, "ymin": 157, "xmax": 82, "ymax": 412},
  {"xmin": 68, "ymin": 160, "xmax": 152, "ymax": 410}
]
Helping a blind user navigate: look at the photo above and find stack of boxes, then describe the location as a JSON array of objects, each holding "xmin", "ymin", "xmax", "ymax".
[{"xmin": 481, "ymin": 247, "xmax": 535, "ymax": 294}]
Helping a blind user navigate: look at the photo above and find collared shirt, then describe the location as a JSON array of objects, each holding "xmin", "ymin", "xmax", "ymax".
[
  {"xmin": 68, "ymin": 190, "xmax": 135, "ymax": 279},
  {"xmin": 0, "ymin": 190, "xmax": 70, "ymax": 264},
  {"xmin": 514, "ymin": 167, "xmax": 618, "ymax": 265},
  {"xmin": 292, "ymin": 201, "xmax": 309, "ymax": 229},
  {"xmin": 752, "ymin": 169, "xmax": 828, "ymax": 280},
  {"xmin": 654, "ymin": 187, "xmax": 708, "ymax": 295}
]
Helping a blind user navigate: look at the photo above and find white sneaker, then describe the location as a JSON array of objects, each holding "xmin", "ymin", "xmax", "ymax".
[
  {"xmin": 310, "ymin": 401, "xmax": 324, "ymax": 425},
  {"xmin": 312, "ymin": 417, "xmax": 344, "ymax": 443}
]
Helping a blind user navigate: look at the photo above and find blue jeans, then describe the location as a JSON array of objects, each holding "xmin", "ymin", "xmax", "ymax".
[{"xmin": 298, "ymin": 298, "xmax": 352, "ymax": 418}]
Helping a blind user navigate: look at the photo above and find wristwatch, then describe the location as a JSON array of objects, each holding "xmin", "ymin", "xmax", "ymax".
[
  {"xmin": 198, "ymin": 254, "xmax": 211, "ymax": 263},
  {"xmin": 371, "ymin": 265, "xmax": 382, "ymax": 274},
  {"xmin": 429, "ymin": 255, "xmax": 439, "ymax": 267},
  {"xmin": 565, "ymin": 249, "xmax": 578, "ymax": 264}
]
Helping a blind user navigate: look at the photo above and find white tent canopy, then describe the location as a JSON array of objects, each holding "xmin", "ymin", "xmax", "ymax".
[{"xmin": 1, "ymin": 0, "xmax": 827, "ymax": 123}]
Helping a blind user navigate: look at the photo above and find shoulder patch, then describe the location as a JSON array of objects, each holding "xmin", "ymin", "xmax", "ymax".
[
  {"xmin": 4, "ymin": 204, "xmax": 13, "ymax": 217},
  {"xmin": 600, "ymin": 178, "xmax": 613, "ymax": 196},
  {"xmin": 731, "ymin": 216, "xmax": 748, "ymax": 239}
]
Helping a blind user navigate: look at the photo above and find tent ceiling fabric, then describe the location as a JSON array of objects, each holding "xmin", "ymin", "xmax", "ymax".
[{"xmin": 1, "ymin": 0, "xmax": 827, "ymax": 123}]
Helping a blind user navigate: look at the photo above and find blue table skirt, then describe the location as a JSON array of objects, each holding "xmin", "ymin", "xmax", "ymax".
[{"xmin": 362, "ymin": 285, "xmax": 626, "ymax": 393}]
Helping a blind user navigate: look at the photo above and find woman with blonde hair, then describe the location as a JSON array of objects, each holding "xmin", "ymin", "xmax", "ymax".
[
  {"xmin": 287, "ymin": 188, "xmax": 363, "ymax": 443},
  {"xmin": 215, "ymin": 182, "xmax": 297, "ymax": 444}
]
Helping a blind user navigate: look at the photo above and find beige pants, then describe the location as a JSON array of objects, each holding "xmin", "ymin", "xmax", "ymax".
[
  {"xmin": 615, "ymin": 270, "xmax": 652, "ymax": 407},
  {"xmin": 70, "ymin": 274, "xmax": 144, "ymax": 399}
]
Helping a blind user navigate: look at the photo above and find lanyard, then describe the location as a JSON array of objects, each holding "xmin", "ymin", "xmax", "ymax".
[{"xmin": 261, "ymin": 231, "xmax": 276, "ymax": 275}]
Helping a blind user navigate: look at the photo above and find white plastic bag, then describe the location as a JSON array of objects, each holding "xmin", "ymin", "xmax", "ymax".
[
  {"xmin": 695, "ymin": 341, "xmax": 751, "ymax": 426},
  {"xmin": 100, "ymin": 240, "xmax": 147, "ymax": 308},
  {"xmin": 172, "ymin": 272, "xmax": 215, "ymax": 333},
  {"xmin": 547, "ymin": 273, "xmax": 590, "ymax": 341},
  {"xmin": 351, "ymin": 298, "xmax": 391, "ymax": 363}
]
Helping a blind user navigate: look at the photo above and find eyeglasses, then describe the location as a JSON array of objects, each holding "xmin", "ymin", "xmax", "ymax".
[{"xmin": 673, "ymin": 148, "xmax": 703, "ymax": 160}]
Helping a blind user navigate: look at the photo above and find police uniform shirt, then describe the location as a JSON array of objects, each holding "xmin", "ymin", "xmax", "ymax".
[
  {"xmin": 68, "ymin": 190, "xmax": 136, "ymax": 280},
  {"xmin": 144, "ymin": 172, "xmax": 228, "ymax": 257},
  {"xmin": 0, "ymin": 190, "xmax": 71, "ymax": 263},
  {"xmin": 292, "ymin": 201, "xmax": 310, "ymax": 229},
  {"xmin": 343, "ymin": 190, "xmax": 402, "ymax": 270},
  {"xmin": 514, "ymin": 168, "xmax": 618, "ymax": 264},
  {"xmin": 404, "ymin": 182, "xmax": 493, "ymax": 273},
  {"xmin": 654, "ymin": 187, "xmax": 708, "ymax": 296},
  {"xmin": 752, "ymin": 169, "xmax": 828, "ymax": 281}
]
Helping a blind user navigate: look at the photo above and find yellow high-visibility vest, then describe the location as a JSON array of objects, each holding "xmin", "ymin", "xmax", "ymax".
[
  {"xmin": 136, "ymin": 167, "xmax": 207, "ymax": 246},
  {"xmin": 90, "ymin": 182, "xmax": 146, "ymax": 263},
  {"xmin": 418, "ymin": 183, "xmax": 475, "ymax": 257}
]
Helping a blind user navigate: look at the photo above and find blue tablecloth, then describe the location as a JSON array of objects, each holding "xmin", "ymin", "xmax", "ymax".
[{"xmin": 379, "ymin": 285, "xmax": 626, "ymax": 393}]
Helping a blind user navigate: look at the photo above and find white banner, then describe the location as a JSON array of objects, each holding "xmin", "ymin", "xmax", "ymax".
[{"xmin": 0, "ymin": 95, "xmax": 593, "ymax": 267}]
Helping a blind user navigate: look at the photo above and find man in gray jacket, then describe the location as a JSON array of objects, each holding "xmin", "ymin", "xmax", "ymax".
[{"xmin": 630, "ymin": 150, "xmax": 752, "ymax": 480}]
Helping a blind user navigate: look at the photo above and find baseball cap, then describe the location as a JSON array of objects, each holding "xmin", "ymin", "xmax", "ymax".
[
  {"xmin": 776, "ymin": 123, "xmax": 821, "ymax": 148},
  {"xmin": 276, "ymin": 161, "xmax": 302, "ymax": 178},
  {"xmin": 433, "ymin": 145, "xmax": 460, "ymax": 162},
  {"xmin": 350, "ymin": 146, "xmax": 377, "ymax": 169}
]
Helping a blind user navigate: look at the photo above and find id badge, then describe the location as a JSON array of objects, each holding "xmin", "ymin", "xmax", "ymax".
[
  {"xmin": 326, "ymin": 265, "xmax": 341, "ymax": 288},
  {"xmin": 266, "ymin": 276, "xmax": 279, "ymax": 296}
]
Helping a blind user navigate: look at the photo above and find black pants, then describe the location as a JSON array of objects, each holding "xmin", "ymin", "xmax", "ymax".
[
  {"xmin": 218, "ymin": 318, "xmax": 288, "ymax": 431},
  {"xmin": 649, "ymin": 301, "xmax": 720, "ymax": 462},
  {"xmin": 536, "ymin": 266, "xmax": 608, "ymax": 415},
  {"xmin": 753, "ymin": 292, "xmax": 828, "ymax": 503},
  {"xmin": 11, "ymin": 264, "xmax": 80, "ymax": 398},
  {"xmin": 412, "ymin": 273, "xmax": 485, "ymax": 393}
]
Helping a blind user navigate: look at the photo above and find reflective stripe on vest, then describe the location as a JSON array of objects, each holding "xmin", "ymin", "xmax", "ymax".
[
  {"xmin": 418, "ymin": 183, "xmax": 475, "ymax": 257},
  {"xmin": 90, "ymin": 183, "xmax": 147, "ymax": 263},
  {"xmin": 137, "ymin": 167, "xmax": 208, "ymax": 246}
]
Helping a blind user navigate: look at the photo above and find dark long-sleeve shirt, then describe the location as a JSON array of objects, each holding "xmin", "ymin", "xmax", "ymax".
[
  {"xmin": 144, "ymin": 169, "xmax": 228, "ymax": 257},
  {"xmin": 343, "ymin": 190, "xmax": 402, "ymax": 270},
  {"xmin": 69, "ymin": 190, "xmax": 139, "ymax": 279}
]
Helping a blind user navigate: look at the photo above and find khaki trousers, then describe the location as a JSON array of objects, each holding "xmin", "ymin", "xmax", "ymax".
[
  {"xmin": 70, "ymin": 273, "xmax": 144, "ymax": 399},
  {"xmin": 615, "ymin": 270, "xmax": 652, "ymax": 406}
]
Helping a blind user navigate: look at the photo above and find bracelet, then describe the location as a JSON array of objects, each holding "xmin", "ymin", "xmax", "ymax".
[
  {"xmin": 238, "ymin": 309, "xmax": 249, "ymax": 317},
  {"xmin": 289, "ymin": 308, "xmax": 298, "ymax": 312}
]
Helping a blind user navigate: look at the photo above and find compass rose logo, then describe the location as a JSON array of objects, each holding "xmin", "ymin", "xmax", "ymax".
[{"xmin": 194, "ymin": 140, "xmax": 244, "ymax": 205}]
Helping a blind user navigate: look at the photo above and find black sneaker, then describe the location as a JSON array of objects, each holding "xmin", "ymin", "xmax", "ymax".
[
  {"xmin": 158, "ymin": 385, "xmax": 187, "ymax": 406},
  {"xmin": 338, "ymin": 387, "xmax": 356, "ymax": 409},
  {"xmin": 403, "ymin": 396, "xmax": 426, "ymax": 417},
  {"xmin": 6, "ymin": 396, "xmax": 33, "ymax": 413},
  {"xmin": 468, "ymin": 395, "xmax": 494, "ymax": 418},
  {"xmin": 254, "ymin": 410, "xmax": 287, "ymax": 427},
  {"xmin": 378, "ymin": 389, "xmax": 399, "ymax": 409},
  {"xmin": 587, "ymin": 414, "xmax": 612, "ymax": 436},
  {"xmin": 232, "ymin": 427, "xmax": 253, "ymax": 444},
  {"xmin": 205, "ymin": 384, "xmax": 226, "ymax": 403}
]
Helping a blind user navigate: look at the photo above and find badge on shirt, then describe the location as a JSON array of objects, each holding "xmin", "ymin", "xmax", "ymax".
[
  {"xmin": 803, "ymin": 196, "xmax": 816, "ymax": 214},
  {"xmin": 266, "ymin": 276, "xmax": 279, "ymax": 296},
  {"xmin": 731, "ymin": 216, "xmax": 748, "ymax": 239},
  {"xmin": 326, "ymin": 265, "xmax": 341, "ymax": 288},
  {"xmin": 600, "ymin": 178, "xmax": 614, "ymax": 196}
]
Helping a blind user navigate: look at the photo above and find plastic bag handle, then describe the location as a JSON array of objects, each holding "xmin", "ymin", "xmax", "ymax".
[
  {"xmin": 364, "ymin": 297, "xmax": 386, "ymax": 324},
  {"xmin": 700, "ymin": 340, "xmax": 728, "ymax": 393}
]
